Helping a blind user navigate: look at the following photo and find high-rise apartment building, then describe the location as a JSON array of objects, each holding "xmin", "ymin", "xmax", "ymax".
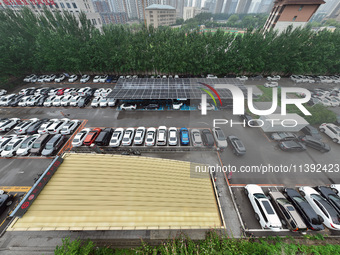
[
  {"xmin": 236, "ymin": 0, "xmax": 252, "ymax": 13},
  {"xmin": 263, "ymin": 0, "xmax": 325, "ymax": 33}
]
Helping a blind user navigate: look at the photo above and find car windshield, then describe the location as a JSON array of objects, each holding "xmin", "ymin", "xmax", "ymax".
[
  {"xmin": 4, "ymin": 144, "xmax": 13, "ymax": 151},
  {"xmin": 45, "ymin": 143, "xmax": 54, "ymax": 150},
  {"xmin": 216, "ymin": 130, "xmax": 225, "ymax": 140},
  {"xmin": 73, "ymin": 138, "xmax": 79, "ymax": 143}
]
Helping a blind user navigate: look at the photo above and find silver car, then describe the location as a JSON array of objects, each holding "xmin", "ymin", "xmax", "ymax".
[
  {"xmin": 191, "ymin": 129, "xmax": 203, "ymax": 147},
  {"xmin": 212, "ymin": 127, "xmax": 228, "ymax": 148}
]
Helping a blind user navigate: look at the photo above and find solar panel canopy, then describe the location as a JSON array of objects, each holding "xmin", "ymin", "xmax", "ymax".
[{"xmin": 107, "ymin": 78, "xmax": 247, "ymax": 100}]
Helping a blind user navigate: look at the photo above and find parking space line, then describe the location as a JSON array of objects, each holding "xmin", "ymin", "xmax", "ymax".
[{"xmin": 247, "ymin": 229, "xmax": 290, "ymax": 232}]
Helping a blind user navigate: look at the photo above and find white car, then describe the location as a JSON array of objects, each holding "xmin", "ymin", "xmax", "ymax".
[
  {"xmin": 157, "ymin": 126, "xmax": 167, "ymax": 146},
  {"xmin": 206, "ymin": 74, "xmax": 217, "ymax": 79},
  {"xmin": 101, "ymin": 88, "xmax": 112, "ymax": 97},
  {"xmin": 69, "ymin": 96, "xmax": 82, "ymax": 107},
  {"xmin": 93, "ymin": 75, "xmax": 101, "ymax": 83},
  {"xmin": 72, "ymin": 128, "xmax": 91, "ymax": 147},
  {"xmin": 168, "ymin": 127, "xmax": 177, "ymax": 146},
  {"xmin": 99, "ymin": 98, "xmax": 108, "ymax": 107},
  {"xmin": 91, "ymin": 97, "xmax": 101, "ymax": 108},
  {"xmin": 19, "ymin": 87, "xmax": 35, "ymax": 95},
  {"xmin": 145, "ymin": 127, "xmax": 156, "ymax": 146},
  {"xmin": 37, "ymin": 75, "xmax": 48, "ymax": 82},
  {"xmin": 1, "ymin": 136, "xmax": 26, "ymax": 157},
  {"xmin": 37, "ymin": 119, "xmax": 58, "ymax": 134},
  {"xmin": 0, "ymin": 94, "xmax": 16, "ymax": 106},
  {"xmin": 54, "ymin": 74, "xmax": 65, "ymax": 83},
  {"xmin": 47, "ymin": 118, "xmax": 69, "ymax": 134},
  {"xmin": 121, "ymin": 128, "xmax": 135, "ymax": 146},
  {"xmin": 174, "ymin": 75, "xmax": 179, "ymax": 79},
  {"xmin": 60, "ymin": 95, "xmax": 73, "ymax": 107},
  {"xmin": 68, "ymin": 75, "xmax": 78, "ymax": 82},
  {"xmin": 0, "ymin": 89, "xmax": 7, "ymax": 96},
  {"xmin": 52, "ymin": 96, "xmax": 64, "ymax": 107},
  {"xmin": 44, "ymin": 74, "xmax": 56, "ymax": 82},
  {"xmin": 120, "ymin": 103, "xmax": 137, "ymax": 110},
  {"xmin": 264, "ymin": 82, "xmax": 278, "ymax": 88},
  {"xmin": 109, "ymin": 128, "xmax": 124, "ymax": 147},
  {"xmin": 299, "ymin": 186, "xmax": 340, "ymax": 230},
  {"xmin": 290, "ymin": 75, "xmax": 303, "ymax": 83},
  {"xmin": 236, "ymin": 76, "xmax": 248, "ymax": 81},
  {"xmin": 43, "ymin": 96, "xmax": 56, "ymax": 107},
  {"xmin": 0, "ymin": 135, "xmax": 17, "ymax": 153},
  {"xmin": 60, "ymin": 120, "xmax": 80, "ymax": 135},
  {"xmin": 26, "ymin": 95, "xmax": 42, "ymax": 106},
  {"xmin": 172, "ymin": 101, "xmax": 183, "ymax": 110},
  {"xmin": 48, "ymin": 88, "xmax": 59, "ymax": 96},
  {"xmin": 13, "ymin": 118, "xmax": 39, "ymax": 134},
  {"xmin": 119, "ymin": 76, "xmax": 125, "ymax": 79},
  {"xmin": 80, "ymin": 74, "xmax": 90, "ymax": 83},
  {"xmin": 16, "ymin": 134, "xmax": 40, "ymax": 156},
  {"xmin": 77, "ymin": 87, "xmax": 91, "ymax": 96},
  {"xmin": 23, "ymin": 74, "xmax": 37, "ymax": 82},
  {"xmin": 99, "ymin": 75, "xmax": 108, "ymax": 83},
  {"xmin": 212, "ymin": 127, "xmax": 228, "ymax": 148},
  {"xmin": 306, "ymin": 76, "xmax": 315, "ymax": 83},
  {"xmin": 18, "ymin": 96, "xmax": 32, "ymax": 107},
  {"xmin": 245, "ymin": 184, "xmax": 282, "ymax": 232},
  {"xmin": 267, "ymin": 75, "xmax": 281, "ymax": 81},
  {"xmin": 132, "ymin": 75, "xmax": 138, "ymax": 79},
  {"xmin": 319, "ymin": 123, "xmax": 340, "ymax": 143},
  {"xmin": 94, "ymin": 88, "xmax": 104, "ymax": 97},
  {"xmin": 0, "ymin": 118, "xmax": 20, "ymax": 132},
  {"xmin": 108, "ymin": 98, "xmax": 116, "ymax": 107},
  {"xmin": 198, "ymin": 103, "xmax": 215, "ymax": 111},
  {"xmin": 133, "ymin": 127, "xmax": 145, "ymax": 145},
  {"xmin": 320, "ymin": 77, "xmax": 333, "ymax": 83}
]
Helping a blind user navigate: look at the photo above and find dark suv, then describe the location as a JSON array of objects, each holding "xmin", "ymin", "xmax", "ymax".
[
  {"xmin": 95, "ymin": 128, "xmax": 113, "ymax": 146},
  {"xmin": 299, "ymin": 135, "xmax": 330, "ymax": 152},
  {"xmin": 227, "ymin": 135, "xmax": 246, "ymax": 156},
  {"xmin": 201, "ymin": 129, "xmax": 214, "ymax": 147}
]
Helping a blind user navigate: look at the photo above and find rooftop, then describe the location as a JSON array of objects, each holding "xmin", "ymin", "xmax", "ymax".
[{"xmin": 145, "ymin": 4, "xmax": 176, "ymax": 10}]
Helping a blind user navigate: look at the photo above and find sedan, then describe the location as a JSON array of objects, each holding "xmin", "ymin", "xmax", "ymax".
[
  {"xmin": 109, "ymin": 128, "xmax": 124, "ymax": 147},
  {"xmin": 133, "ymin": 127, "xmax": 145, "ymax": 145},
  {"xmin": 93, "ymin": 75, "xmax": 101, "ymax": 83},
  {"xmin": 271, "ymin": 132, "xmax": 297, "ymax": 141},
  {"xmin": 264, "ymin": 82, "xmax": 278, "ymax": 88},
  {"xmin": 201, "ymin": 129, "xmax": 214, "ymax": 147},
  {"xmin": 299, "ymin": 135, "xmax": 330, "ymax": 152},
  {"xmin": 91, "ymin": 97, "xmax": 101, "ymax": 108},
  {"xmin": 1, "ymin": 136, "xmax": 26, "ymax": 157},
  {"xmin": 16, "ymin": 134, "xmax": 40, "ymax": 156},
  {"xmin": 299, "ymin": 186, "xmax": 340, "ymax": 230},
  {"xmin": 279, "ymin": 141, "xmax": 306, "ymax": 151},
  {"xmin": 26, "ymin": 119, "xmax": 49, "ymax": 135},
  {"xmin": 191, "ymin": 129, "xmax": 203, "ymax": 147},
  {"xmin": 267, "ymin": 75, "xmax": 281, "ymax": 81},
  {"xmin": 43, "ymin": 96, "xmax": 56, "ymax": 107},
  {"xmin": 47, "ymin": 118, "xmax": 69, "ymax": 134},
  {"xmin": 145, "ymin": 128, "xmax": 156, "ymax": 146},
  {"xmin": 13, "ymin": 118, "xmax": 39, "ymax": 134},
  {"xmin": 44, "ymin": 74, "xmax": 56, "ymax": 82},
  {"xmin": 236, "ymin": 76, "xmax": 248, "ymax": 81},
  {"xmin": 0, "ymin": 118, "xmax": 20, "ymax": 132},
  {"xmin": 212, "ymin": 127, "xmax": 228, "ymax": 148},
  {"xmin": 316, "ymin": 186, "xmax": 340, "ymax": 215},
  {"xmin": 227, "ymin": 135, "xmax": 246, "ymax": 156},
  {"xmin": 301, "ymin": 125, "xmax": 322, "ymax": 140},
  {"xmin": 24, "ymin": 74, "xmax": 37, "ymax": 82},
  {"xmin": 72, "ymin": 128, "xmax": 91, "ymax": 147},
  {"xmin": 78, "ymin": 96, "xmax": 91, "ymax": 108},
  {"xmin": 144, "ymin": 104, "xmax": 159, "ymax": 110},
  {"xmin": 54, "ymin": 74, "xmax": 65, "ymax": 83},
  {"xmin": 37, "ymin": 75, "xmax": 48, "ymax": 82},
  {"xmin": 41, "ymin": 134, "xmax": 66, "ymax": 156},
  {"xmin": 99, "ymin": 75, "xmax": 108, "ymax": 83},
  {"xmin": 99, "ymin": 98, "xmax": 108, "ymax": 107},
  {"xmin": 60, "ymin": 95, "xmax": 73, "ymax": 107},
  {"xmin": 69, "ymin": 96, "xmax": 82, "ymax": 107},
  {"xmin": 180, "ymin": 128, "xmax": 190, "ymax": 145},
  {"xmin": 80, "ymin": 74, "xmax": 90, "ymax": 83},
  {"xmin": 120, "ymin": 103, "xmax": 137, "ymax": 110},
  {"xmin": 108, "ymin": 98, "xmax": 116, "ymax": 107},
  {"xmin": 245, "ymin": 184, "xmax": 282, "ymax": 231},
  {"xmin": 168, "ymin": 127, "xmax": 177, "ymax": 146},
  {"xmin": 37, "ymin": 119, "xmax": 58, "ymax": 134},
  {"xmin": 60, "ymin": 120, "xmax": 80, "ymax": 135},
  {"xmin": 121, "ymin": 128, "xmax": 135, "ymax": 146},
  {"xmin": 68, "ymin": 75, "xmax": 78, "ymax": 83}
]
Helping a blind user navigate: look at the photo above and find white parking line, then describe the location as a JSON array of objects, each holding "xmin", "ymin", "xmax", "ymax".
[{"xmin": 247, "ymin": 229, "xmax": 290, "ymax": 232}]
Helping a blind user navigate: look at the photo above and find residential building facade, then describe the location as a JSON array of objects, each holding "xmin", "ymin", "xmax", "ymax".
[{"xmin": 145, "ymin": 3, "xmax": 176, "ymax": 27}]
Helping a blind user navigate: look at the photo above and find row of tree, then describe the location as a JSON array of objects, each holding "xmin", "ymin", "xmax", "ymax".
[{"xmin": 0, "ymin": 8, "xmax": 339, "ymax": 77}]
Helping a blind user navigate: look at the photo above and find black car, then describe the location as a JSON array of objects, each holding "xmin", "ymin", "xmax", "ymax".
[
  {"xmin": 26, "ymin": 118, "xmax": 49, "ymax": 135},
  {"xmin": 240, "ymin": 114, "xmax": 256, "ymax": 126},
  {"xmin": 315, "ymin": 186, "xmax": 340, "ymax": 215},
  {"xmin": 271, "ymin": 132, "xmax": 298, "ymax": 141},
  {"xmin": 301, "ymin": 125, "xmax": 322, "ymax": 140},
  {"xmin": 7, "ymin": 95, "xmax": 24, "ymax": 107},
  {"xmin": 36, "ymin": 96, "xmax": 48, "ymax": 106},
  {"xmin": 95, "ymin": 128, "xmax": 113, "ymax": 146},
  {"xmin": 299, "ymin": 135, "xmax": 330, "ymax": 152},
  {"xmin": 279, "ymin": 140, "xmax": 306, "ymax": 151},
  {"xmin": 201, "ymin": 129, "xmax": 214, "ymax": 147},
  {"xmin": 78, "ymin": 96, "xmax": 91, "ymax": 108},
  {"xmin": 0, "ymin": 191, "xmax": 13, "ymax": 215},
  {"xmin": 144, "ymin": 104, "xmax": 159, "ymax": 110},
  {"xmin": 284, "ymin": 188, "xmax": 324, "ymax": 231},
  {"xmin": 227, "ymin": 135, "xmax": 246, "ymax": 156}
]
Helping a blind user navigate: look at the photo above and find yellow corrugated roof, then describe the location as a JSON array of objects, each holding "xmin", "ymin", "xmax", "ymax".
[{"xmin": 9, "ymin": 153, "xmax": 222, "ymax": 231}]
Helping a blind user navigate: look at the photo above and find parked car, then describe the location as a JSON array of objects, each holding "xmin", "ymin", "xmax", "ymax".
[
  {"xmin": 145, "ymin": 127, "xmax": 156, "ymax": 146},
  {"xmin": 8, "ymin": 95, "xmax": 24, "ymax": 107},
  {"xmin": 198, "ymin": 103, "xmax": 215, "ymax": 111},
  {"xmin": 99, "ymin": 74, "xmax": 108, "ymax": 83},
  {"xmin": 206, "ymin": 74, "xmax": 217, "ymax": 79},
  {"xmin": 0, "ymin": 118, "xmax": 20, "ymax": 132},
  {"xmin": 1, "ymin": 136, "xmax": 25, "ymax": 157},
  {"xmin": 83, "ymin": 128, "xmax": 102, "ymax": 146},
  {"xmin": 299, "ymin": 135, "xmax": 330, "ymax": 152},
  {"xmin": 172, "ymin": 100, "xmax": 183, "ymax": 110},
  {"xmin": 168, "ymin": 127, "xmax": 177, "ymax": 146},
  {"xmin": 120, "ymin": 103, "xmax": 137, "ymax": 110},
  {"xmin": 99, "ymin": 97, "xmax": 108, "ymax": 107},
  {"xmin": 60, "ymin": 120, "xmax": 80, "ymax": 135},
  {"xmin": 144, "ymin": 104, "xmax": 159, "ymax": 110},
  {"xmin": 157, "ymin": 126, "xmax": 167, "ymax": 146},
  {"xmin": 301, "ymin": 125, "xmax": 322, "ymax": 140},
  {"xmin": 264, "ymin": 82, "xmax": 278, "ymax": 88},
  {"xmin": 108, "ymin": 98, "xmax": 116, "ymax": 107},
  {"xmin": 0, "ymin": 89, "xmax": 7, "ymax": 96},
  {"xmin": 93, "ymin": 75, "xmax": 101, "ymax": 83},
  {"xmin": 236, "ymin": 76, "xmax": 248, "ymax": 81},
  {"xmin": 26, "ymin": 119, "xmax": 49, "ymax": 135},
  {"xmin": 121, "ymin": 128, "xmax": 135, "ymax": 146},
  {"xmin": 0, "ymin": 135, "xmax": 16, "ymax": 153},
  {"xmin": 52, "ymin": 96, "xmax": 64, "ymax": 107},
  {"xmin": 95, "ymin": 128, "xmax": 113, "ymax": 146},
  {"xmin": 13, "ymin": 118, "xmax": 39, "ymax": 134},
  {"xmin": 180, "ymin": 128, "xmax": 190, "ymax": 145},
  {"xmin": 68, "ymin": 75, "xmax": 78, "ymax": 83},
  {"xmin": 212, "ymin": 127, "xmax": 228, "ymax": 148},
  {"xmin": 37, "ymin": 119, "xmax": 58, "ymax": 134},
  {"xmin": 201, "ymin": 129, "xmax": 214, "ymax": 147},
  {"xmin": 16, "ymin": 134, "xmax": 40, "ymax": 156},
  {"xmin": 77, "ymin": 87, "xmax": 91, "ymax": 97},
  {"xmin": 245, "ymin": 184, "xmax": 282, "ymax": 231},
  {"xmin": 279, "ymin": 140, "xmax": 306, "ymax": 152},
  {"xmin": 80, "ymin": 74, "xmax": 90, "ymax": 83},
  {"xmin": 37, "ymin": 75, "xmax": 48, "ymax": 82},
  {"xmin": 47, "ymin": 118, "xmax": 69, "ymax": 134},
  {"xmin": 315, "ymin": 186, "xmax": 340, "ymax": 215},
  {"xmin": 54, "ymin": 74, "xmax": 65, "ymax": 83},
  {"xmin": 267, "ymin": 75, "xmax": 281, "ymax": 81},
  {"xmin": 60, "ymin": 95, "xmax": 73, "ymax": 107},
  {"xmin": 36, "ymin": 95, "xmax": 47, "ymax": 106},
  {"xmin": 30, "ymin": 134, "xmax": 52, "ymax": 155},
  {"xmin": 91, "ymin": 97, "xmax": 101, "ymax": 108},
  {"xmin": 72, "ymin": 128, "xmax": 91, "ymax": 147},
  {"xmin": 24, "ymin": 74, "xmax": 37, "ymax": 82},
  {"xmin": 40, "ymin": 134, "xmax": 65, "ymax": 156},
  {"xmin": 299, "ymin": 186, "xmax": 340, "ymax": 230},
  {"xmin": 78, "ymin": 96, "xmax": 91, "ymax": 108},
  {"xmin": 69, "ymin": 96, "xmax": 82, "ymax": 107},
  {"xmin": 133, "ymin": 127, "xmax": 145, "ymax": 145},
  {"xmin": 44, "ymin": 74, "xmax": 56, "ymax": 82},
  {"xmin": 109, "ymin": 128, "xmax": 124, "ymax": 147},
  {"xmin": 319, "ymin": 123, "xmax": 340, "ymax": 144},
  {"xmin": 271, "ymin": 132, "xmax": 297, "ymax": 141},
  {"xmin": 227, "ymin": 135, "xmax": 246, "ymax": 156},
  {"xmin": 43, "ymin": 96, "xmax": 56, "ymax": 107},
  {"xmin": 191, "ymin": 129, "xmax": 203, "ymax": 147}
]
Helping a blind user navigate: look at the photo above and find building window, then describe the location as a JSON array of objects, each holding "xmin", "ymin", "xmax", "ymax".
[
  {"xmin": 292, "ymin": 16, "xmax": 297, "ymax": 21},
  {"xmin": 72, "ymin": 3, "xmax": 77, "ymax": 8},
  {"xmin": 66, "ymin": 3, "xmax": 71, "ymax": 8},
  {"xmin": 298, "ymin": 5, "xmax": 303, "ymax": 11}
]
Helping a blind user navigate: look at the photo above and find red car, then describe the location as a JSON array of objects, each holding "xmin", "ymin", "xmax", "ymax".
[
  {"xmin": 57, "ymin": 88, "xmax": 69, "ymax": 96},
  {"xmin": 83, "ymin": 128, "xmax": 102, "ymax": 146}
]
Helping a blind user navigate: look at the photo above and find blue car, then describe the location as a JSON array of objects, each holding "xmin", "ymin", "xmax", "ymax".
[{"xmin": 180, "ymin": 128, "xmax": 190, "ymax": 145}]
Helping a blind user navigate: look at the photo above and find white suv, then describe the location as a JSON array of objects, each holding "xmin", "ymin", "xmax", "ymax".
[
  {"xmin": 245, "ymin": 184, "xmax": 282, "ymax": 232},
  {"xmin": 319, "ymin": 123, "xmax": 340, "ymax": 143}
]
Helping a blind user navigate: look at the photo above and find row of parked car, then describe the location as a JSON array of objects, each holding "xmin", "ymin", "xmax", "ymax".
[
  {"xmin": 23, "ymin": 74, "xmax": 119, "ymax": 84},
  {"xmin": 291, "ymin": 75, "xmax": 340, "ymax": 84},
  {"xmin": 306, "ymin": 87, "xmax": 340, "ymax": 107},
  {"xmin": 245, "ymin": 184, "xmax": 340, "ymax": 232}
]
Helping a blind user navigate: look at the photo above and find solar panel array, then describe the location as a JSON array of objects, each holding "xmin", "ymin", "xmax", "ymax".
[{"xmin": 107, "ymin": 78, "xmax": 247, "ymax": 100}]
